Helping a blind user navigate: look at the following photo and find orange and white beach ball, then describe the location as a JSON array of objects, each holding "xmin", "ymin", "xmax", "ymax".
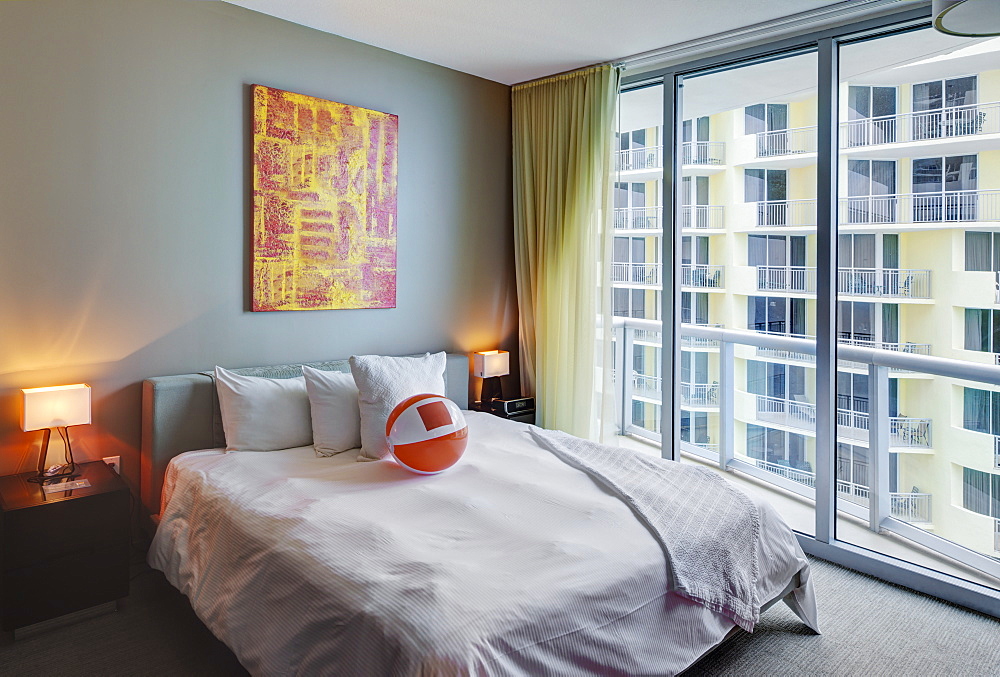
[{"xmin": 386, "ymin": 394, "xmax": 468, "ymax": 474}]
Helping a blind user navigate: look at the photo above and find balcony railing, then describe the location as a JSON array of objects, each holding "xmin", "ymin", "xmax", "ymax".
[
  {"xmin": 755, "ymin": 126, "xmax": 817, "ymax": 158},
  {"xmin": 615, "ymin": 145, "xmax": 662, "ymax": 172},
  {"xmin": 841, "ymin": 190, "xmax": 1000, "ymax": 225},
  {"xmin": 681, "ymin": 323, "xmax": 723, "ymax": 350},
  {"xmin": 754, "ymin": 199, "xmax": 817, "ymax": 227},
  {"xmin": 682, "ymin": 141, "xmax": 726, "ymax": 165},
  {"xmin": 838, "ymin": 268, "xmax": 931, "ymax": 299},
  {"xmin": 614, "ymin": 206, "xmax": 662, "ymax": 231},
  {"xmin": 836, "ymin": 410, "xmax": 933, "ymax": 448},
  {"xmin": 841, "ymin": 100, "xmax": 1000, "ymax": 148},
  {"xmin": 890, "ymin": 493, "xmax": 933, "ymax": 524},
  {"xmin": 752, "ymin": 393, "xmax": 816, "ymax": 430},
  {"xmin": 681, "ymin": 205, "xmax": 725, "ymax": 230},
  {"xmin": 756, "ymin": 266, "xmax": 817, "ymax": 293},
  {"xmin": 612, "ymin": 322, "xmax": 1000, "ymax": 577},
  {"xmin": 611, "ymin": 262, "xmax": 661, "ymax": 287},
  {"xmin": 681, "ymin": 381, "xmax": 719, "ymax": 407},
  {"xmin": 633, "ymin": 373, "xmax": 661, "ymax": 400},
  {"xmin": 681, "ymin": 264, "xmax": 725, "ymax": 289}
]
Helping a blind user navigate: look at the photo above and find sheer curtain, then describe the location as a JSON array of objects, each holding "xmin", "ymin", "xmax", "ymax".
[{"xmin": 512, "ymin": 65, "xmax": 621, "ymax": 439}]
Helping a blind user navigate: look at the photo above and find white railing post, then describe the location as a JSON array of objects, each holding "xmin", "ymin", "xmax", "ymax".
[
  {"xmin": 621, "ymin": 325, "xmax": 635, "ymax": 435},
  {"xmin": 719, "ymin": 339, "xmax": 735, "ymax": 470},
  {"xmin": 869, "ymin": 363, "xmax": 891, "ymax": 532}
]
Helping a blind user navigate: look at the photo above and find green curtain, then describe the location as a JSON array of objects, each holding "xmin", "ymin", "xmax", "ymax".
[{"xmin": 512, "ymin": 65, "xmax": 620, "ymax": 438}]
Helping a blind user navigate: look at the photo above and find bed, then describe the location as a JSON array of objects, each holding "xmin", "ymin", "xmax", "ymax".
[{"xmin": 142, "ymin": 353, "xmax": 819, "ymax": 676}]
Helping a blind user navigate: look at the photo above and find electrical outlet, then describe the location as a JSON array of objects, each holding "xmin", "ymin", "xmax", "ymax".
[{"xmin": 103, "ymin": 456, "xmax": 121, "ymax": 475}]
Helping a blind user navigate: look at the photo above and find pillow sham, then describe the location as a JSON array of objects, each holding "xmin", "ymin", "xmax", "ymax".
[
  {"xmin": 214, "ymin": 366, "xmax": 312, "ymax": 452},
  {"xmin": 302, "ymin": 365, "xmax": 362, "ymax": 456},
  {"xmin": 349, "ymin": 352, "xmax": 447, "ymax": 461}
]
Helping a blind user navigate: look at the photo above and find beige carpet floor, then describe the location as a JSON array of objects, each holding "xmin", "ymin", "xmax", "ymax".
[{"xmin": 1, "ymin": 555, "xmax": 997, "ymax": 676}]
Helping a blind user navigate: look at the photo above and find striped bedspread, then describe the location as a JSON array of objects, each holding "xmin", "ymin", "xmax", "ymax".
[{"xmin": 149, "ymin": 413, "xmax": 816, "ymax": 676}]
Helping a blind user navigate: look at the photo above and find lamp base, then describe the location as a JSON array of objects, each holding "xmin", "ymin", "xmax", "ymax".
[
  {"xmin": 26, "ymin": 426, "xmax": 78, "ymax": 484},
  {"xmin": 481, "ymin": 376, "xmax": 504, "ymax": 404}
]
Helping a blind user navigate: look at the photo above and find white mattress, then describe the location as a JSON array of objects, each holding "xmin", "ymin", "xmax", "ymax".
[{"xmin": 149, "ymin": 412, "xmax": 816, "ymax": 676}]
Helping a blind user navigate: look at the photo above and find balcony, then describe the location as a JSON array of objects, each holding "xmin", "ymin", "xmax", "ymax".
[
  {"xmin": 841, "ymin": 190, "xmax": 1000, "ymax": 227},
  {"xmin": 614, "ymin": 206, "xmax": 662, "ymax": 233},
  {"xmin": 838, "ymin": 268, "xmax": 931, "ymax": 299},
  {"xmin": 681, "ymin": 205, "xmax": 725, "ymax": 230},
  {"xmin": 681, "ymin": 381, "xmax": 719, "ymax": 408},
  {"xmin": 611, "ymin": 262, "xmax": 660, "ymax": 287},
  {"xmin": 615, "ymin": 145, "xmax": 662, "ymax": 172},
  {"xmin": 756, "ymin": 266, "xmax": 816, "ymax": 294},
  {"xmin": 836, "ymin": 409, "xmax": 933, "ymax": 450},
  {"xmin": 841, "ymin": 101, "xmax": 1000, "ymax": 149},
  {"xmin": 755, "ymin": 126, "xmax": 817, "ymax": 158},
  {"xmin": 681, "ymin": 264, "xmax": 725, "ymax": 289},
  {"xmin": 745, "ymin": 392, "xmax": 816, "ymax": 431},
  {"xmin": 751, "ymin": 199, "xmax": 817, "ymax": 228},
  {"xmin": 682, "ymin": 141, "xmax": 726, "ymax": 166}
]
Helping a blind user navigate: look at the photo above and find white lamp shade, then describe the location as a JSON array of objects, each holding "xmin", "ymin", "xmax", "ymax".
[
  {"xmin": 21, "ymin": 384, "xmax": 92, "ymax": 431},
  {"xmin": 473, "ymin": 350, "xmax": 510, "ymax": 378}
]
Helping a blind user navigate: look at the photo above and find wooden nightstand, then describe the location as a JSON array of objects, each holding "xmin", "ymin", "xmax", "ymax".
[{"xmin": 0, "ymin": 461, "xmax": 130, "ymax": 633}]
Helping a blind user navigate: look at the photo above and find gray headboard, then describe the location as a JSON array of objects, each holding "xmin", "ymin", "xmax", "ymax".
[{"xmin": 140, "ymin": 353, "xmax": 469, "ymax": 521}]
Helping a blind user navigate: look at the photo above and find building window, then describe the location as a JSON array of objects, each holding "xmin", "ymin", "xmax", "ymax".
[
  {"xmin": 681, "ymin": 291, "xmax": 709, "ymax": 325},
  {"xmin": 748, "ymin": 296, "xmax": 806, "ymax": 335},
  {"xmin": 962, "ymin": 467, "xmax": 1000, "ymax": 518},
  {"xmin": 964, "ymin": 309, "xmax": 1000, "ymax": 354},
  {"xmin": 744, "ymin": 103, "xmax": 787, "ymax": 135},
  {"xmin": 846, "ymin": 159, "xmax": 897, "ymax": 222},
  {"xmin": 746, "ymin": 424, "xmax": 808, "ymax": 470},
  {"xmin": 913, "ymin": 76, "xmax": 978, "ymax": 140},
  {"xmin": 963, "ymin": 387, "xmax": 1000, "ymax": 435},
  {"xmin": 912, "ymin": 155, "xmax": 978, "ymax": 222},
  {"xmin": 965, "ymin": 232, "xmax": 1000, "ymax": 272}
]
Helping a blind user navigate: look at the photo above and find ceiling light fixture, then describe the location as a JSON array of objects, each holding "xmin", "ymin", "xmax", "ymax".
[{"xmin": 933, "ymin": 0, "xmax": 1000, "ymax": 37}]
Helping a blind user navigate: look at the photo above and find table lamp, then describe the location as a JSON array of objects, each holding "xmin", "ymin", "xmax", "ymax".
[
  {"xmin": 473, "ymin": 350, "xmax": 509, "ymax": 405},
  {"xmin": 20, "ymin": 383, "xmax": 91, "ymax": 482}
]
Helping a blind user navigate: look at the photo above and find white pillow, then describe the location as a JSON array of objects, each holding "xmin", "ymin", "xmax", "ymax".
[
  {"xmin": 302, "ymin": 365, "xmax": 361, "ymax": 456},
  {"xmin": 349, "ymin": 352, "xmax": 447, "ymax": 461},
  {"xmin": 214, "ymin": 367, "xmax": 313, "ymax": 451}
]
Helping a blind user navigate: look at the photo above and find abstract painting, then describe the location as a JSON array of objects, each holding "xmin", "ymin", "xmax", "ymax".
[{"xmin": 252, "ymin": 85, "xmax": 397, "ymax": 311}]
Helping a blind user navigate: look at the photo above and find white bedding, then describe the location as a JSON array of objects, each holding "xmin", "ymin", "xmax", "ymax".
[{"xmin": 149, "ymin": 412, "xmax": 817, "ymax": 676}]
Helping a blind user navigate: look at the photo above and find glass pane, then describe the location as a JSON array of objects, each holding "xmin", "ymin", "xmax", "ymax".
[
  {"xmin": 839, "ymin": 27, "xmax": 1000, "ymax": 593},
  {"xmin": 679, "ymin": 51, "xmax": 817, "ymax": 536},
  {"xmin": 612, "ymin": 83, "xmax": 663, "ymax": 446}
]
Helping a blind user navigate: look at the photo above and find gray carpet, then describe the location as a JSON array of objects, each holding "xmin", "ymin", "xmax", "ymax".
[{"xmin": 2, "ymin": 555, "xmax": 998, "ymax": 676}]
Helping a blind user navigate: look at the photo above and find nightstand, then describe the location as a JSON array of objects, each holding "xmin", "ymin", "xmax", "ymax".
[{"xmin": 0, "ymin": 461, "xmax": 130, "ymax": 633}]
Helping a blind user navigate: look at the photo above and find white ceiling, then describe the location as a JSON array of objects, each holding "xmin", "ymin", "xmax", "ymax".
[{"xmin": 222, "ymin": 0, "xmax": 891, "ymax": 85}]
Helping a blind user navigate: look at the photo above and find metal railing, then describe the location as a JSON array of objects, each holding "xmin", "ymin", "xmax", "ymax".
[
  {"xmin": 615, "ymin": 145, "xmax": 662, "ymax": 172},
  {"xmin": 681, "ymin": 381, "xmax": 719, "ymax": 407},
  {"xmin": 633, "ymin": 373, "xmax": 661, "ymax": 400},
  {"xmin": 841, "ymin": 100, "xmax": 1000, "ymax": 148},
  {"xmin": 611, "ymin": 262, "xmax": 661, "ymax": 287},
  {"xmin": 756, "ymin": 266, "xmax": 817, "ymax": 293},
  {"xmin": 841, "ymin": 190, "xmax": 1000, "ymax": 225},
  {"xmin": 890, "ymin": 493, "xmax": 933, "ymax": 524},
  {"xmin": 755, "ymin": 126, "xmax": 816, "ymax": 157},
  {"xmin": 613, "ymin": 206, "xmax": 662, "ymax": 231},
  {"xmin": 836, "ymin": 410, "xmax": 933, "ymax": 448},
  {"xmin": 681, "ymin": 205, "xmax": 725, "ymax": 230},
  {"xmin": 612, "ymin": 322, "xmax": 1000, "ymax": 577},
  {"xmin": 681, "ymin": 323, "xmax": 723, "ymax": 350},
  {"xmin": 682, "ymin": 141, "xmax": 726, "ymax": 165},
  {"xmin": 681, "ymin": 264, "xmax": 725, "ymax": 289},
  {"xmin": 754, "ymin": 199, "xmax": 817, "ymax": 227},
  {"xmin": 752, "ymin": 392, "xmax": 816, "ymax": 430},
  {"xmin": 838, "ymin": 268, "xmax": 931, "ymax": 299}
]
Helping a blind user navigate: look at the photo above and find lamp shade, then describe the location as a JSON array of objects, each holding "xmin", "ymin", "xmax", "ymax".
[
  {"xmin": 473, "ymin": 350, "xmax": 510, "ymax": 378},
  {"xmin": 21, "ymin": 384, "xmax": 92, "ymax": 432}
]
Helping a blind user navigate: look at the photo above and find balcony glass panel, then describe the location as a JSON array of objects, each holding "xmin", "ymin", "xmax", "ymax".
[
  {"xmin": 678, "ymin": 51, "xmax": 818, "ymax": 535},
  {"xmin": 838, "ymin": 27, "xmax": 1000, "ymax": 592}
]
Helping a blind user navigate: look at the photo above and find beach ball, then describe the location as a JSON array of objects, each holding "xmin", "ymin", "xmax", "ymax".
[{"xmin": 386, "ymin": 394, "xmax": 468, "ymax": 474}]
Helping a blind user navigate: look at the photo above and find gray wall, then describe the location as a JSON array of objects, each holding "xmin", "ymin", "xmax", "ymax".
[{"xmin": 0, "ymin": 1, "xmax": 516, "ymax": 484}]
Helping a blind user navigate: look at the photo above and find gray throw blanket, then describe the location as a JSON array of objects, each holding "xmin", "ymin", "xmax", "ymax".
[{"xmin": 529, "ymin": 428, "xmax": 761, "ymax": 632}]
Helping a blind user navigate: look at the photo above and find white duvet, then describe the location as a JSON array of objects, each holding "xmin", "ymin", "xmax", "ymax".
[{"xmin": 149, "ymin": 412, "xmax": 817, "ymax": 676}]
